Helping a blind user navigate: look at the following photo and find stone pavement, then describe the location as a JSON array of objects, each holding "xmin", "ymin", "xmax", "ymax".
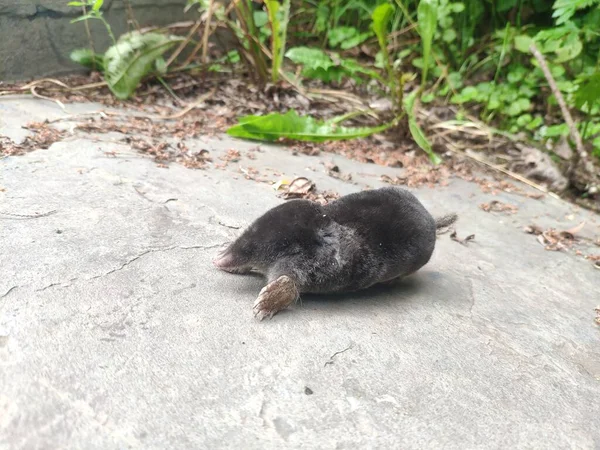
[{"xmin": 1, "ymin": 98, "xmax": 599, "ymax": 449}]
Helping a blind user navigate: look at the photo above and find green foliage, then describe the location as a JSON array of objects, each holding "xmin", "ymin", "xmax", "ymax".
[
  {"xmin": 68, "ymin": 0, "xmax": 600, "ymax": 160},
  {"xmin": 372, "ymin": 4, "xmax": 399, "ymax": 106},
  {"xmin": 416, "ymin": 0, "xmax": 438, "ymax": 87},
  {"xmin": 285, "ymin": 47, "xmax": 382, "ymax": 83},
  {"xmin": 266, "ymin": 0, "xmax": 291, "ymax": 82},
  {"xmin": 575, "ymin": 73, "xmax": 600, "ymax": 110},
  {"xmin": 103, "ymin": 32, "xmax": 182, "ymax": 100},
  {"xmin": 552, "ymin": 0, "xmax": 600, "ymax": 25},
  {"xmin": 68, "ymin": 0, "xmax": 115, "ymax": 43},
  {"xmin": 328, "ymin": 27, "xmax": 372, "ymax": 49},
  {"xmin": 70, "ymin": 48, "xmax": 104, "ymax": 71},
  {"xmin": 404, "ymin": 91, "xmax": 442, "ymax": 164},
  {"xmin": 226, "ymin": 110, "xmax": 392, "ymax": 141}
]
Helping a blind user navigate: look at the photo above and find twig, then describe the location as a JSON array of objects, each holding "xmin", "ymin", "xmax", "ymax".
[
  {"xmin": 30, "ymin": 86, "xmax": 66, "ymax": 112},
  {"xmin": 167, "ymin": 19, "xmax": 203, "ymax": 68},
  {"xmin": 81, "ymin": 4, "xmax": 97, "ymax": 71},
  {"xmin": 123, "ymin": 0, "xmax": 141, "ymax": 31},
  {"xmin": 529, "ymin": 43, "xmax": 596, "ymax": 184},
  {"xmin": 201, "ymin": 0, "xmax": 216, "ymax": 64},
  {"xmin": 324, "ymin": 344, "xmax": 353, "ymax": 367},
  {"xmin": 161, "ymin": 89, "xmax": 215, "ymax": 120},
  {"xmin": 444, "ymin": 140, "xmax": 561, "ymax": 200},
  {"xmin": 156, "ymin": 76, "xmax": 185, "ymax": 106}
]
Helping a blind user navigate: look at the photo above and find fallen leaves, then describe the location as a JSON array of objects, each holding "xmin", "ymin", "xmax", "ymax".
[
  {"xmin": 480, "ymin": 200, "xmax": 518, "ymax": 214},
  {"xmin": 180, "ymin": 149, "xmax": 212, "ymax": 169},
  {"xmin": 586, "ymin": 254, "xmax": 600, "ymax": 270},
  {"xmin": 215, "ymin": 149, "xmax": 241, "ymax": 169},
  {"xmin": 323, "ymin": 160, "xmax": 352, "ymax": 182},
  {"xmin": 278, "ymin": 177, "xmax": 339, "ymax": 205},
  {"xmin": 380, "ymin": 165, "xmax": 450, "ymax": 188},
  {"xmin": 0, "ymin": 121, "xmax": 65, "ymax": 156},
  {"xmin": 524, "ymin": 222, "xmax": 586, "ymax": 252}
]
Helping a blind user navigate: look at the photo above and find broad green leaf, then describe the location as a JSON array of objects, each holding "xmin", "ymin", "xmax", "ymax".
[
  {"xmin": 540, "ymin": 123, "xmax": 569, "ymax": 137},
  {"xmin": 554, "ymin": 32, "xmax": 582, "ymax": 62},
  {"xmin": 417, "ymin": 0, "xmax": 438, "ymax": 87},
  {"xmin": 285, "ymin": 47, "xmax": 333, "ymax": 71},
  {"xmin": 514, "ymin": 34, "xmax": 533, "ymax": 53},
  {"xmin": 226, "ymin": 110, "xmax": 392, "ymax": 142},
  {"xmin": 70, "ymin": 48, "xmax": 104, "ymax": 71},
  {"xmin": 372, "ymin": 4, "xmax": 394, "ymax": 42},
  {"xmin": 552, "ymin": 0, "xmax": 598, "ymax": 25},
  {"xmin": 575, "ymin": 73, "xmax": 600, "ymax": 110},
  {"xmin": 340, "ymin": 31, "xmax": 372, "ymax": 50},
  {"xmin": 340, "ymin": 58, "xmax": 384, "ymax": 82},
  {"xmin": 92, "ymin": 0, "xmax": 103, "ymax": 12},
  {"xmin": 404, "ymin": 91, "xmax": 441, "ymax": 164},
  {"xmin": 328, "ymin": 26, "xmax": 358, "ymax": 48},
  {"xmin": 103, "ymin": 31, "xmax": 183, "ymax": 100},
  {"xmin": 253, "ymin": 10, "xmax": 269, "ymax": 27},
  {"xmin": 371, "ymin": 4, "xmax": 395, "ymax": 100},
  {"xmin": 372, "ymin": 4, "xmax": 393, "ymax": 60}
]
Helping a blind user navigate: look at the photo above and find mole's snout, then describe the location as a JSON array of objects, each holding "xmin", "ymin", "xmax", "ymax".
[{"xmin": 213, "ymin": 250, "xmax": 233, "ymax": 269}]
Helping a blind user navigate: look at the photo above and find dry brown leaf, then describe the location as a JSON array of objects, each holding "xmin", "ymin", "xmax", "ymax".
[
  {"xmin": 524, "ymin": 225, "xmax": 544, "ymax": 235},
  {"xmin": 480, "ymin": 200, "xmax": 518, "ymax": 214},
  {"xmin": 561, "ymin": 221, "xmax": 585, "ymax": 238},
  {"xmin": 283, "ymin": 177, "xmax": 315, "ymax": 199},
  {"xmin": 277, "ymin": 177, "xmax": 339, "ymax": 205}
]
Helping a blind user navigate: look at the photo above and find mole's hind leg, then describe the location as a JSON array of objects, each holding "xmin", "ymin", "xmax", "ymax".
[{"xmin": 253, "ymin": 275, "xmax": 299, "ymax": 321}]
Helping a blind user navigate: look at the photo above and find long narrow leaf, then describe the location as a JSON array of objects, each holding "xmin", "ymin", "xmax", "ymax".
[
  {"xmin": 266, "ymin": 0, "xmax": 290, "ymax": 83},
  {"xmin": 417, "ymin": 0, "xmax": 438, "ymax": 87},
  {"xmin": 404, "ymin": 91, "xmax": 441, "ymax": 164},
  {"xmin": 371, "ymin": 4, "xmax": 395, "ymax": 88},
  {"xmin": 227, "ymin": 110, "xmax": 392, "ymax": 142}
]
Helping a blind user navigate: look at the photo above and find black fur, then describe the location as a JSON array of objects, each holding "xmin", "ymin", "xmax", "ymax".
[{"xmin": 214, "ymin": 187, "xmax": 456, "ymax": 296}]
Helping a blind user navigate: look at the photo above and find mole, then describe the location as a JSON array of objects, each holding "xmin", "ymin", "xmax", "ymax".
[{"xmin": 213, "ymin": 187, "xmax": 457, "ymax": 320}]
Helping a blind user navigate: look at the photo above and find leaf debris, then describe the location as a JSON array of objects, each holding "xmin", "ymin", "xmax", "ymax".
[{"xmin": 480, "ymin": 200, "xmax": 518, "ymax": 214}]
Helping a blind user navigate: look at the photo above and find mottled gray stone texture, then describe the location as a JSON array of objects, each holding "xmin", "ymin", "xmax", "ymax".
[{"xmin": 1, "ymin": 98, "xmax": 599, "ymax": 449}]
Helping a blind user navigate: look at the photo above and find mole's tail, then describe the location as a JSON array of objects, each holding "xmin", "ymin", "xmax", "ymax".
[{"xmin": 435, "ymin": 213, "xmax": 458, "ymax": 229}]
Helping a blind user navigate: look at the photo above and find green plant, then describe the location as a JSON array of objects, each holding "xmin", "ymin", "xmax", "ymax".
[
  {"xmin": 405, "ymin": 90, "xmax": 442, "ymax": 164},
  {"xmin": 416, "ymin": 0, "xmax": 438, "ymax": 87},
  {"xmin": 227, "ymin": 110, "xmax": 393, "ymax": 141},
  {"xmin": 102, "ymin": 32, "xmax": 183, "ymax": 99},
  {"xmin": 266, "ymin": 0, "xmax": 291, "ymax": 82},
  {"xmin": 372, "ymin": 3, "xmax": 397, "ymax": 105},
  {"xmin": 285, "ymin": 46, "xmax": 382, "ymax": 82},
  {"xmin": 68, "ymin": 0, "xmax": 116, "ymax": 43}
]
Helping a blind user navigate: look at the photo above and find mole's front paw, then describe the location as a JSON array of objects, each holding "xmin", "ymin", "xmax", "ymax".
[{"xmin": 253, "ymin": 275, "xmax": 299, "ymax": 321}]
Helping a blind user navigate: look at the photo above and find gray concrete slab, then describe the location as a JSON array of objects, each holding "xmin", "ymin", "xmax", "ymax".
[{"xmin": 1, "ymin": 98, "xmax": 600, "ymax": 449}]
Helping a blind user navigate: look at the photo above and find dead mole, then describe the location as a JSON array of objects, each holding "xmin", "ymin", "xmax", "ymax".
[{"xmin": 213, "ymin": 186, "xmax": 457, "ymax": 320}]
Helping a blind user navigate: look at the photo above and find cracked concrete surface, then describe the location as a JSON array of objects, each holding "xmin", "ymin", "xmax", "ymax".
[{"xmin": 1, "ymin": 98, "xmax": 600, "ymax": 449}]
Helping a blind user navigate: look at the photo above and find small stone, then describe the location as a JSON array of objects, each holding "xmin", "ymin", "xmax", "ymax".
[{"xmin": 304, "ymin": 386, "xmax": 313, "ymax": 395}]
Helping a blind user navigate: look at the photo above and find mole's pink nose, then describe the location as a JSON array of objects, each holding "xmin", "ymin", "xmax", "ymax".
[{"xmin": 213, "ymin": 251, "xmax": 234, "ymax": 269}]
